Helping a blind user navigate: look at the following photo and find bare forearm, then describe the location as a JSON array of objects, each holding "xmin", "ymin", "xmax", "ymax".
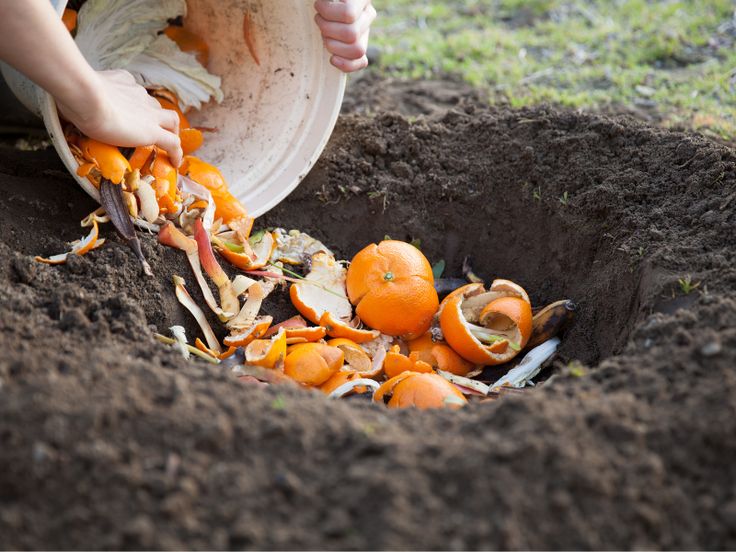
[{"xmin": 0, "ymin": 0, "xmax": 101, "ymax": 117}]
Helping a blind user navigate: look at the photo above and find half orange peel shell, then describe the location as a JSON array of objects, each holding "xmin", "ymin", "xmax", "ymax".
[
  {"xmin": 439, "ymin": 286, "xmax": 533, "ymax": 365},
  {"xmin": 283, "ymin": 342, "xmax": 345, "ymax": 386},
  {"xmin": 374, "ymin": 371, "xmax": 467, "ymax": 409},
  {"xmin": 245, "ymin": 328, "xmax": 287, "ymax": 369},
  {"xmin": 326, "ymin": 338, "xmax": 375, "ymax": 376},
  {"xmin": 289, "ymin": 251, "xmax": 352, "ymax": 325}
]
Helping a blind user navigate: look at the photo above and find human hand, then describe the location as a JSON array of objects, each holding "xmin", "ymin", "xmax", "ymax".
[
  {"xmin": 56, "ymin": 69, "xmax": 183, "ymax": 166},
  {"xmin": 314, "ymin": 0, "xmax": 376, "ymax": 73}
]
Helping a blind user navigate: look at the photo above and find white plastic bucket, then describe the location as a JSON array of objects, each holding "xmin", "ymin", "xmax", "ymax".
[{"xmin": 0, "ymin": 0, "xmax": 346, "ymax": 218}]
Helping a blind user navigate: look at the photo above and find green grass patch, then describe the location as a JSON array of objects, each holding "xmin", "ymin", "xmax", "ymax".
[{"xmin": 371, "ymin": 0, "xmax": 736, "ymax": 137}]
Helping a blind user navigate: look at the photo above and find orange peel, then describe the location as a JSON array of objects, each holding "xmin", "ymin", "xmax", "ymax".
[
  {"xmin": 245, "ymin": 328, "xmax": 287, "ymax": 369},
  {"xmin": 321, "ymin": 370, "xmax": 380, "ymax": 398},
  {"xmin": 319, "ymin": 369, "xmax": 363, "ymax": 395},
  {"xmin": 164, "ymin": 25, "xmax": 210, "ymax": 66},
  {"xmin": 326, "ymin": 338, "xmax": 376, "ymax": 376},
  {"xmin": 383, "ymin": 345, "xmax": 434, "ymax": 379},
  {"xmin": 407, "ymin": 332, "xmax": 437, "ymax": 365},
  {"xmin": 227, "ymin": 281, "xmax": 268, "ymax": 330},
  {"xmin": 215, "ymin": 230, "xmax": 275, "ymax": 271},
  {"xmin": 62, "ymin": 8, "xmax": 77, "ymax": 32},
  {"xmin": 319, "ymin": 312, "xmax": 379, "ymax": 343},
  {"xmin": 289, "ymin": 252, "xmax": 352, "ymax": 325},
  {"xmin": 78, "ymin": 138, "xmax": 131, "ymax": 185},
  {"xmin": 180, "ymin": 128, "xmax": 204, "ymax": 156},
  {"xmin": 374, "ymin": 372, "xmax": 467, "ymax": 410},
  {"xmin": 194, "ymin": 339, "xmax": 238, "ymax": 361},
  {"xmin": 439, "ymin": 284, "xmax": 533, "ymax": 365},
  {"xmin": 35, "ymin": 219, "xmax": 103, "ymax": 265},
  {"xmin": 430, "ymin": 344, "xmax": 475, "ymax": 376},
  {"xmin": 284, "ymin": 343, "xmax": 344, "ymax": 386},
  {"xmin": 180, "ymin": 156, "xmax": 253, "ymax": 235},
  {"xmin": 223, "ymin": 315, "xmax": 273, "ymax": 347}
]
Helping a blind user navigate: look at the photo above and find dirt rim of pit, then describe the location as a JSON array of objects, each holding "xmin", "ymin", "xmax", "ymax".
[{"xmin": 1, "ymin": 76, "xmax": 736, "ymax": 550}]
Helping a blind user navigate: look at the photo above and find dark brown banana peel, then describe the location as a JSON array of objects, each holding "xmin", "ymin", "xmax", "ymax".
[
  {"xmin": 527, "ymin": 299, "xmax": 577, "ymax": 348},
  {"xmin": 99, "ymin": 178, "xmax": 152, "ymax": 276}
]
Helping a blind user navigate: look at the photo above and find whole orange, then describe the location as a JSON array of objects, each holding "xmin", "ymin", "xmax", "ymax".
[{"xmin": 346, "ymin": 240, "xmax": 439, "ymax": 339}]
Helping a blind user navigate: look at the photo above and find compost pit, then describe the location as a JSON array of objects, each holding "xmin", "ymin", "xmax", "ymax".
[{"xmin": 1, "ymin": 79, "xmax": 736, "ymax": 549}]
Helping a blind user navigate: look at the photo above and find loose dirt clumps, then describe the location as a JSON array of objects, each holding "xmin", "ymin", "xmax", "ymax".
[{"xmin": 1, "ymin": 79, "xmax": 736, "ymax": 549}]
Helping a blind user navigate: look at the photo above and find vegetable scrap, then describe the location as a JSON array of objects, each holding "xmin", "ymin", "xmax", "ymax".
[
  {"xmin": 159, "ymin": 233, "xmax": 576, "ymax": 410},
  {"xmin": 40, "ymin": 0, "xmax": 577, "ymax": 411}
]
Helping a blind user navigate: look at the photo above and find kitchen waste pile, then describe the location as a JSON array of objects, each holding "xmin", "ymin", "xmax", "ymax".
[{"xmin": 36, "ymin": 0, "xmax": 575, "ymax": 409}]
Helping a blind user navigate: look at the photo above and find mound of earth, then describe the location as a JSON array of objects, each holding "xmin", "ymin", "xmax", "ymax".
[{"xmin": 1, "ymin": 77, "xmax": 735, "ymax": 549}]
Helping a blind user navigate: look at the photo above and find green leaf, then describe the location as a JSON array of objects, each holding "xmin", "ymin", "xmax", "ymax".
[{"xmin": 432, "ymin": 259, "xmax": 446, "ymax": 279}]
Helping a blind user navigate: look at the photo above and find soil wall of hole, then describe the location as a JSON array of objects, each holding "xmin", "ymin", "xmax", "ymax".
[{"xmin": 1, "ymin": 76, "xmax": 736, "ymax": 549}]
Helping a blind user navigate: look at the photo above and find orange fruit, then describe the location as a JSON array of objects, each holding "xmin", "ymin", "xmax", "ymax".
[
  {"xmin": 346, "ymin": 240, "xmax": 438, "ymax": 339},
  {"xmin": 439, "ymin": 287, "xmax": 533, "ymax": 365},
  {"xmin": 164, "ymin": 26, "xmax": 210, "ymax": 66},
  {"xmin": 373, "ymin": 372, "xmax": 467, "ymax": 409},
  {"xmin": 284, "ymin": 343, "xmax": 344, "ymax": 386}
]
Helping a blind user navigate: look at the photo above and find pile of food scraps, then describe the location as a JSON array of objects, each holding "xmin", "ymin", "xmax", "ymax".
[{"xmin": 36, "ymin": 0, "xmax": 576, "ymax": 409}]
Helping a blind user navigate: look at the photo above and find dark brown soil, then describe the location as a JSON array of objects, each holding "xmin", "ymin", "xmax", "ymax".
[{"xmin": 2, "ymin": 76, "xmax": 736, "ymax": 550}]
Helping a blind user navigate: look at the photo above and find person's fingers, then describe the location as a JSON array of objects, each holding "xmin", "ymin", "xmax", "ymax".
[
  {"xmin": 323, "ymin": 33, "xmax": 368, "ymax": 60},
  {"xmin": 159, "ymin": 109, "xmax": 180, "ymax": 135},
  {"xmin": 156, "ymin": 129, "xmax": 183, "ymax": 167},
  {"xmin": 314, "ymin": 0, "xmax": 370, "ymax": 24},
  {"xmin": 330, "ymin": 54, "xmax": 368, "ymax": 72},
  {"xmin": 105, "ymin": 69, "xmax": 137, "ymax": 84},
  {"xmin": 314, "ymin": 6, "xmax": 374, "ymax": 43},
  {"xmin": 145, "ymin": 93, "xmax": 162, "ymax": 109}
]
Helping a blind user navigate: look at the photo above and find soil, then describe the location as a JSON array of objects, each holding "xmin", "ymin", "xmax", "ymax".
[{"xmin": 2, "ymin": 75, "xmax": 736, "ymax": 550}]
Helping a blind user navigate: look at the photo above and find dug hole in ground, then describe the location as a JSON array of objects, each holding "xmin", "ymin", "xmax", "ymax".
[{"xmin": 1, "ymin": 75, "xmax": 736, "ymax": 549}]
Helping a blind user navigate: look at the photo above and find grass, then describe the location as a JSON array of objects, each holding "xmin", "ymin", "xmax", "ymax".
[
  {"xmin": 370, "ymin": 0, "xmax": 736, "ymax": 137},
  {"xmin": 678, "ymin": 275, "xmax": 701, "ymax": 294}
]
